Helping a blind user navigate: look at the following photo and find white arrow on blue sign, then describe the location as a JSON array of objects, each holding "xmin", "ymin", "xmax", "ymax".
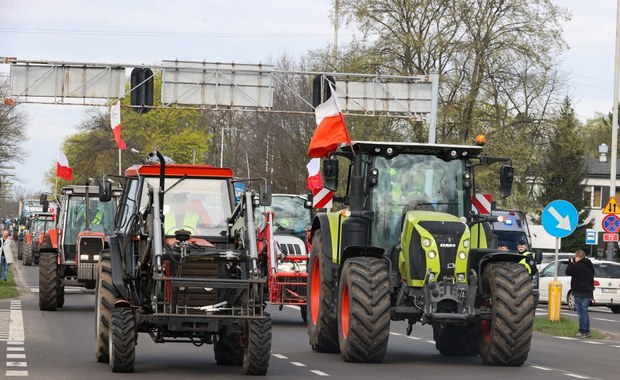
[{"xmin": 542, "ymin": 200, "xmax": 578, "ymax": 238}]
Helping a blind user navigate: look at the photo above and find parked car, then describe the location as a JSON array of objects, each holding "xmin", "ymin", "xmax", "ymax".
[
  {"xmin": 541, "ymin": 252, "xmax": 574, "ymax": 265},
  {"xmin": 538, "ymin": 258, "xmax": 620, "ymax": 313}
]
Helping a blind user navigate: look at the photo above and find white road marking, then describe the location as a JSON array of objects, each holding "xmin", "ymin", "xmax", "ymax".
[
  {"xmin": 389, "ymin": 332, "xmax": 402, "ymax": 336},
  {"xmin": 581, "ymin": 341, "xmax": 604, "ymax": 345},
  {"xmin": 530, "ymin": 365, "xmax": 553, "ymax": 371},
  {"xmin": 5, "ymin": 370, "xmax": 28, "ymax": 377},
  {"xmin": 310, "ymin": 370, "xmax": 330, "ymax": 376},
  {"xmin": 594, "ymin": 318, "xmax": 618, "ymax": 323},
  {"xmin": 6, "ymin": 347, "xmax": 25, "ymax": 351},
  {"xmin": 407, "ymin": 336, "xmax": 421, "ymax": 340},
  {"xmin": 291, "ymin": 361, "xmax": 306, "ymax": 367},
  {"xmin": 611, "ymin": 345, "xmax": 620, "ymax": 348},
  {"xmin": 6, "ymin": 362, "xmax": 27, "ymax": 367},
  {"xmin": 425, "ymin": 340, "xmax": 435, "ymax": 344},
  {"xmin": 9, "ymin": 310, "xmax": 24, "ymax": 342},
  {"xmin": 6, "ymin": 354, "xmax": 25, "ymax": 360},
  {"xmin": 272, "ymin": 354, "xmax": 288, "ymax": 359},
  {"xmin": 564, "ymin": 373, "xmax": 590, "ymax": 379}
]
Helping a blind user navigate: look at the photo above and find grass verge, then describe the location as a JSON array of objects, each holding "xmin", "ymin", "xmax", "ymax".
[
  {"xmin": 534, "ymin": 316, "xmax": 605, "ymax": 339},
  {"xmin": 0, "ymin": 265, "xmax": 19, "ymax": 299}
]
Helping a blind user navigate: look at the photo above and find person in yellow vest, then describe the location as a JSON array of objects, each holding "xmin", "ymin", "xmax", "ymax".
[
  {"xmin": 164, "ymin": 193, "xmax": 200, "ymax": 235},
  {"xmin": 517, "ymin": 238, "xmax": 536, "ymax": 274}
]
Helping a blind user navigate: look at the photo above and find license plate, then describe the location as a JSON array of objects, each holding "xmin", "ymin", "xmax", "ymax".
[{"xmin": 601, "ymin": 289, "xmax": 617, "ymax": 294}]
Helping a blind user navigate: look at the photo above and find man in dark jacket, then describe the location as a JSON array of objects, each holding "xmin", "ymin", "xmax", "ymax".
[{"xmin": 565, "ymin": 249, "xmax": 595, "ymax": 338}]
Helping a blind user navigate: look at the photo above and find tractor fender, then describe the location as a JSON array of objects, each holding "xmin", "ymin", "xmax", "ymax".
[
  {"xmin": 108, "ymin": 235, "xmax": 128, "ymax": 300},
  {"xmin": 39, "ymin": 231, "xmax": 58, "ymax": 251},
  {"xmin": 311, "ymin": 213, "xmax": 334, "ymax": 263}
]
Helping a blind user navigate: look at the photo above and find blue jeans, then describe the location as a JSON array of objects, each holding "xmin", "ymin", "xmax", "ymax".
[
  {"xmin": 574, "ymin": 296, "xmax": 592, "ymax": 334},
  {"xmin": 0, "ymin": 255, "xmax": 8, "ymax": 281}
]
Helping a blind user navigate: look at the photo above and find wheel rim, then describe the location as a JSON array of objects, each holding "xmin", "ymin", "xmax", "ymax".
[
  {"xmin": 568, "ymin": 293, "xmax": 575, "ymax": 310},
  {"xmin": 341, "ymin": 282, "xmax": 350, "ymax": 340},
  {"xmin": 310, "ymin": 257, "xmax": 320, "ymax": 325}
]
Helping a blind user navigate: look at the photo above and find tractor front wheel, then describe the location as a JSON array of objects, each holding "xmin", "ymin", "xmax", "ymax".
[
  {"xmin": 22, "ymin": 243, "xmax": 33, "ymax": 266},
  {"xmin": 95, "ymin": 251, "xmax": 116, "ymax": 362},
  {"xmin": 307, "ymin": 230, "xmax": 339, "ymax": 352},
  {"xmin": 39, "ymin": 250, "xmax": 59, "ymax": 311},
  {"xmin": 479, "ymin": 262, "xmax": 535, "ymax": 366},
  {"xmin": 109, "ymin": 308, "xmax": 136, "ymax": 373},
  {"xmin": 338, "ymin": 257, "xmax": 390, "ymax": 363},
  {"xmin": 242, "ymin": 313, "xmax": 272, "ymax": 375}
]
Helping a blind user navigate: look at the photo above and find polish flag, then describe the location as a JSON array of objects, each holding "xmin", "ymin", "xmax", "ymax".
[
  {"xmin": 306, "ymin": 158, "xmax": 323, "ymax": 191},
  {"xmin": 110, "ymin": 100, "xmax": 127, "ymax": 150},
  {"xmin": 56, "ymin": 151, "xmax": 73, "ymax": 181},
  {"xmin": 307, "ymin": 84, "xmax": 351, "ymax": 158}
]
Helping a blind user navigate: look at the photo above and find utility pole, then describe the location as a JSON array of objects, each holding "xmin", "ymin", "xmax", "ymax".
[{"xmin": 609, "ymin": 0, "xmax": 620, "ymax": 261}]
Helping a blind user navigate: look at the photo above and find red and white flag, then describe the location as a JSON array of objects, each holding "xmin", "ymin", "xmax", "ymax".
[
  {"xmin": 56, "ymin": 151, "xmax": 73, "ymax": 181},
  {"xmin": 306, "ymin": 158, "xmax": 323, "ymax": 191},
  {"xmin": 307, "ymin": 84, "xmax": 351, "ymax": 158},
  {"xmin": 110, "ymin": 100, "xmax": 127, "ymax": 150}
]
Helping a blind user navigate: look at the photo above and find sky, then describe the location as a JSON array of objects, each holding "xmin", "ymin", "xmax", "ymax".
[{"xmin": 0, "ymin": 0, "xmax": 617, "ymax": 194}]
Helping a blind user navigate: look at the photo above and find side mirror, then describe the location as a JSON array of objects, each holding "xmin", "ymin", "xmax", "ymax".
[
  {"xmin": 259, "ymin": 183, "xmax": 272, "ymax": 206},
  {"xmin": 322, "ymin": 158, "xmax": 339, "ymax": 191},
  {"xmin": 99, "ymin": 181, "xmax": 113, "ymax": 202},
  {"xmin": 500, "ymin": 165, "xmax": 514, "ymax": 198}
]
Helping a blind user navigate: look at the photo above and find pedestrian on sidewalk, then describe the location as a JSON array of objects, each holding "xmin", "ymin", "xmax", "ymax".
[
  {"xmin": 1, "ymin": 229, "xmax": 15, "ymax": 282},
  {"xmin": 565, "ymin": 249, "xmax": 595, "ymax": 338}
]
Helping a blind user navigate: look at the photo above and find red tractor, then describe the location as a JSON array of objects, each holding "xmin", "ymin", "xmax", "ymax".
[
  {"xmin": 22, "ymin": 212, "xmax": 55, "ymax": 266},
  {"xmin": 256, "ymin": 194, "xmax": 313, "ymax": 321}
]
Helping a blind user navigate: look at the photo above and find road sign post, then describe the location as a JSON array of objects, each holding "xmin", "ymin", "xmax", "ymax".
[{"xmin": 542, "ymin": 200, "xmax": 578, "ymax": 322}]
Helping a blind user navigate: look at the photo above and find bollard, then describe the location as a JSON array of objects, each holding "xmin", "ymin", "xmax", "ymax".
[{"xmin": 548, "ymin": 280, "xmax": 562, "ymax": 322}]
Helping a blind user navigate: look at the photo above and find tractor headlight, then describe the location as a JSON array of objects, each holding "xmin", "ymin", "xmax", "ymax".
[
  {"xmin": 423, "ymin": 238, "xmax": 431, "ymax": 247},
  {"xmin": 458, "ymin": 251, "xmax": 466, "ymax": 260},
  {"xmin": 428, "ymin": 250, "xmax": 436, "ymax": 259},
  {"xmin": 428, "ymin": 273, "xmax": 435, "ymax": 281},
  {"xmin": 457, "ymin": 274, "xmax": 465, "ymax": 281},
  {"xmin": 463, "ymin": 239, "xmax": 469, "ymax": 248}
]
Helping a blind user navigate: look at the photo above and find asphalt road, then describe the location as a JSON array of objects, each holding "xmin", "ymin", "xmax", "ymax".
[{"xmin": 1, "ymin": 262, "xmax": 619, "ymax": 379}]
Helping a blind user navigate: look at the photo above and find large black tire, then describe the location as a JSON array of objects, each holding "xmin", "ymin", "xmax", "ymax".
[
  {"xmin": 17, "ymin": 241, "xmax": 23, "ymax": 260},
  {"xmin": 610, "ymin": 305, "xmax": 620, "ymax": 314},
  {"xmin": 57, "ymin": 286, "xmax": 65, "ymax": 308},
  {"xmin": 39, "ymin": 251, "xmax": 60, "ymax": 311},
  {"xmin": 22, "ymin": 243, "xmax": 33, "ymax": 266},
  {"xmin": 214, "ymin": 333, "xmax": 243, "ymax": 365},
  {"xmin": 307, "ymin": 230, "xmax": 339, "ymax": 353},
  {"xmin": 95, "ymin": 251, "xmax": 115, "ymax": 363},
  {"xmin": 242, "ymin": 313, "xmax": 272, "ymax": 375},
  {"xmin": 337, "ymin": 257, "xmax": 390, "ymax": 363},
  {"xmin": 479, "ymin": 262, "xmax": 535, "ymax": 366},
  {"xmin": 109, "ymin": 308, "xmax": 136, "ymax": 373},
  {"xmin": 434, "ymin": 323, "xmax": 480, "ymax": 356}
]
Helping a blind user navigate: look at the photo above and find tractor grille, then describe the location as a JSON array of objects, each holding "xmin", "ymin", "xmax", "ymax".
[
  {"xmin": 278, "ymin": 242, "xmax": 303, "ymax": 255},
  {"xmin": 415, "ymin": 221, "xmax": 466, "ymax": 279},
  {"xmin": 78, "ymin": 263, "xmax": 97, "ymax": 280},
  {"xmin": 78, "ymin": 236, "xmax": 104, "ymax": 255},
  {"xmin": 167, "ymin": 260, "xmax": 220, "ymax": 315}
]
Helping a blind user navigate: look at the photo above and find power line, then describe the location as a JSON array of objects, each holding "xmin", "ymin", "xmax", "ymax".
[{"xmin": 0, "ymin": 27, "xmax": 332, "ymax": 39}]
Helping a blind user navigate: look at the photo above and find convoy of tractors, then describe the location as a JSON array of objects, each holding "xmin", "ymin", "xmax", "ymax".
[{"xmin": 14, "ymin": 137, "xmax": 540, "ymax": 375}]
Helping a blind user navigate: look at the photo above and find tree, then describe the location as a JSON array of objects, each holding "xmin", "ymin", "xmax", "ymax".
[
  {"xmin": 0, "ymin": 79, "xmax": 27, "ymax": 166},
  {"xmin": 536, "ymin": 97, "xmax": 590, "ymax": 252}
]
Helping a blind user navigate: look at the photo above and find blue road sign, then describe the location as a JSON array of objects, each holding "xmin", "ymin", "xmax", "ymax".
[
  {"xmin": 542, "ymin": 200, "xmax": 578, "ymax": 238},
  {"xmin": 602, "ymin": 214, "xmax": 620, "ymax": 233},
  {"xmin": 585, "ymin": 229, "xmax": 598, "ymax": 245}
]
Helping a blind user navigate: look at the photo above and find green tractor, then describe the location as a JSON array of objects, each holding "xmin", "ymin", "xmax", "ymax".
[{"xmin": 307, "ymin": 140, "xmax": 537, "ymax": 366}]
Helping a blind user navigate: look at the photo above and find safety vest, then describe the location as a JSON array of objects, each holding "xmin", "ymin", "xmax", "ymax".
[
  {"xmin": 92, "ymin": 210, "xmax": 104, "ymax": 224},
  {"xmin": 164, "ymin": 211, "xmax": 200, "ymax": 234},
  {"xmin": 519, "ymin": 251, "xmax": 534, "ymax": 274}
]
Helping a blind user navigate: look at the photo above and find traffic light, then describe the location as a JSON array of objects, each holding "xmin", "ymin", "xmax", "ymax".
[
  {"xmin": 312, "ymin": 75, "xmax": 335, "ymax": 108},
  {"xmin": 130, "ymin": 67, "xmax": 154, "ymax": 114}
]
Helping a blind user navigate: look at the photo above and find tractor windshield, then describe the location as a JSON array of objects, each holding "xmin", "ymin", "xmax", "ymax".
[
  {"xmin": 32, "ymin": 216, "xmax": 54, "ymax": 235},
  {"xmin": 140, "ymin": 177, "xmax": 233, "ymax": 237},
  {"xmin": 370, "ymin": 154, "xmax": 467, "ymax": 251},
  {"xmin": 63, "ymin": 196, "xmax": 117, "ymax": 261},
  {"xmin": 256, "ymin": 195, "xmax": 310, "ymax": 239}
]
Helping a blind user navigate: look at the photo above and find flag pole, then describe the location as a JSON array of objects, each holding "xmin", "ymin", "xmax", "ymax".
[{"xmin": 118, "ymin": 149, "xmax": 121, "ymax": 176}]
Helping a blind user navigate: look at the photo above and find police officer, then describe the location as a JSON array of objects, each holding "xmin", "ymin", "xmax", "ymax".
[{"xmin": 517, "ymin": 238, "xmax": 536, "ymax": 274}]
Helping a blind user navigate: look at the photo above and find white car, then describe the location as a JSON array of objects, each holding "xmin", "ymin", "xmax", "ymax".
[{"xmin": 538, "ymin": 258, "xmax": 620, "ymax": 313}]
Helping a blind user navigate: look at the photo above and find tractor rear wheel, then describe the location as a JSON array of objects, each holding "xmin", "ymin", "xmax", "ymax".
[
  {"xmin": 242, "ymin": 313, "xmax": 271, "ymax": 375},
  {"xmin": 95, "ymin": 251, "xmax": 115, "ymax": 363},
  {"xmin": 434, "ymin": 323, "xmax": 480, "ymax": 356},
  {"xmin": 109, "ymin": 308, "xmax": 136, "ymax": 373},
  {"xmin": 479, "ymin": 262, "xmax": 535, "ymax": 366},
  {"xmin": 214, "ymin": 333, "xmax": 243, "ymax": 365},
  {"xmin": 17, "ymin": 241, "xmax": 23, "ymax": 260},
  {"xmin": 39, "ymin": 250, "xmax": 59, "ymax": 311},
  {"xmin": 23, "ymin": 243, "xmax": 33, "ymax": 266},
  {"xmin": 337, "ymin": 257, "xmax": 390, "ymax": 363},
  {"xmin": 307, "ymin": 230, "xmax": 339, "ymax": 352}
]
